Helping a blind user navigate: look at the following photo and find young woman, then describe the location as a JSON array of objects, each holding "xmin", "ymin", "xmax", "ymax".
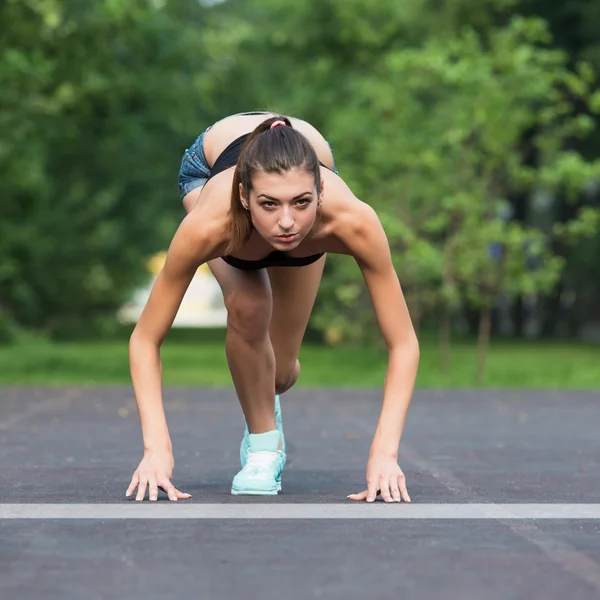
[{"xmin": 126, "ymin": 112, "xmax": 419, "ymax": 503}]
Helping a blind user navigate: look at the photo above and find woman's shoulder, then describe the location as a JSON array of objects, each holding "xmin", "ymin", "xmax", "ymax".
[
  {"xmin": 331, "ymin": 197, "xmax": 379, "ymax": 242},
  {"xmin": 319, "ymin": 171, "xmax": 385, "ymax": 260},
  {"xmin": 174, "ymin": 193, "xmax": 230, "ymax": 263},
  {"xmin": 322, "ymin": 169, "xmax": 374, "ymax": 224}
]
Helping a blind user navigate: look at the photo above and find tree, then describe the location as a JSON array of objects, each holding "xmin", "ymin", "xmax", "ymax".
[
  {"xmin": 321, "ymin": 17, "xmax": 600, "ymax": 381},
  {"xmin": 0, "ymin": 0, "xmax": 231, "ymax": 337}
]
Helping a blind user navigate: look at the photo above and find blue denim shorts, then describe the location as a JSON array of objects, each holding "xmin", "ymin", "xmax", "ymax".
[
  {"xmin": 177, "ymin": 124, "xmax": 338, "ymax": 201},
  {"xmin": 178, "ymin": 126, "xmax": 212, "ymax": 200}
]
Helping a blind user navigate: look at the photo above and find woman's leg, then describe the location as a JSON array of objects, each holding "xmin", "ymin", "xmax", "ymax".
[
  {"xmin": 267, "ymin": 255, "xmax": 327, "ymax": 394},
  {"xmin": 182, "ymin": 186, "xmax": 204, "ymax": 213},
  {"xmin": 206, "ymin": 255, "xmax": 326, "ymax": 435},
  {"xmin": 206, "ymin": 257, "xmax": 277, "ymax": 435}
]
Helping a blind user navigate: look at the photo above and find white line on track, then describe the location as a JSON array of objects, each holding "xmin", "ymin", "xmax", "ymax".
[{"xmin": 1, "ymin": 503, "xmax": 600, "ymax": 519}]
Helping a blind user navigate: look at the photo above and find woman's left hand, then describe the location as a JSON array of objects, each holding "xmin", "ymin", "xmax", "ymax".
[{"xmin": 347, "ymin": 454, "xmax": 411, "ymax": 503}]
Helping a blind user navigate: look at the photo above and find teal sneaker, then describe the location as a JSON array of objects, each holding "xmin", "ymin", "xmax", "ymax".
[
  {"xmin": 240, "ymin": 394, "xmax": 285, "ymax": 468},
  {"xmin": 231, "ymin": 430, "xmax": 286, "ymax": 496}
]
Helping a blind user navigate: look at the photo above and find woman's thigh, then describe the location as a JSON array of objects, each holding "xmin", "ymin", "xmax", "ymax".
[
  {"xmin": 207, "ymin": 257, "xmax": 272, "ymax": 339},
  {"xmin": 207, "ymin": 254, "xmax": 325, "ymax": 381},
  {"xmin": 182, "ymin": 187, "xmax": 203, "ymax": 213}
]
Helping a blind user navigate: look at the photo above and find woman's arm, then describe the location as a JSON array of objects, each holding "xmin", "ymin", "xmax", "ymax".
[
  {"xmin": 341, "ymin": 200, "xmax": 420, "ymax": 501},
  {"xmin": 353, "ymin": 202, "xmax": 419, "ymax": 455},
  {"xmin": 129, "ymin": 212, "xmax": 220, "ymax": 452}
]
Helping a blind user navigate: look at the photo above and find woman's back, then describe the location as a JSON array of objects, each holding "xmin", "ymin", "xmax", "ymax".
[{"xmin": 203, "ymin": 112, "xmax": 336, "ymax": 171}]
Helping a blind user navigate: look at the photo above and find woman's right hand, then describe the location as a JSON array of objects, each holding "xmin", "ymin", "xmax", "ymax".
[{"xmin": 126, "ymin": 449, "xmax": 192, "ymax": 502}]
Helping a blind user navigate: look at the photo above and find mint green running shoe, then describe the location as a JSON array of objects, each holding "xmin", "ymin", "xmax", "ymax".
[
  {"xmin": 231, "ymin": 430, "xmax": 286, "ymax": 496},
  {"xmin": 240, "ymin": 394, "xmax": 285, "ymax": 468}
]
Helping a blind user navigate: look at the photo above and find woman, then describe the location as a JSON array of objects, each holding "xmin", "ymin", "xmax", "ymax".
[{"xmin": 126, "ymin": 111, "xmax": 419, "ymax": 502}]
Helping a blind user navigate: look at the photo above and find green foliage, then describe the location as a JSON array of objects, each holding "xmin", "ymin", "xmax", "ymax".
[
  {"xmin": 315, "ymin": 15, "xmax": 600, "ymax": 354},
  {"xmin": 2, "ymin": 336, "xmax": 599, "ymax": 388},
  {"xmin": 0, "ymin": 310, "xmax": 18, "ymax": 345},
  {"xmin": 0, "ymin": 0, "xmax": 230, "ymax": 337},
  {"xmin": 2, "ymin": 0, "xmax": 600, "ymax": 366}
]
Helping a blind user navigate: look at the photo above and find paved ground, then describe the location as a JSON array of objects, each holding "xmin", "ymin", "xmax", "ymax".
[{"xmin": 1, "ymin": 387, "xmax": 599, "ymax": 599}]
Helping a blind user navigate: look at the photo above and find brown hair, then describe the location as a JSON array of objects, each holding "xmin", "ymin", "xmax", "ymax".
[{"xmin": 225, "ymin": 115, "xmax": 321, "ymax": 254}]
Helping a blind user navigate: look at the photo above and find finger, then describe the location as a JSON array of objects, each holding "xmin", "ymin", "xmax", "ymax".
[
  {"xmin": 347, "ymin": 490, "xmax": 368, "ymax": 501},
  {"xmin": 136, "ymin": 478, "xmax": 147, "ymax": 502},
  {"xmin": 398, "ymin": 473, "xmax": 411, "ymax": 503},
  {"xmin": 379, "ymin": 477, "xmax": 393, "ymax": 503},
  {"xmin": 390, "ymin": 478, "xmax": 401, "ymax": 503},
  {"xmin": 126, "ymin": 473, "xmax": 139, "ymax": 497},
  {"xmin": 366, "ymin": 479, "xmax": 379, "ymax": 503},
  {"xmin": 148, "ymin": 477, "xmax": 159, "ymax": 502},
  {"xmin": 159, "ymin": 482, "xmax": 192, "ymax": 502}
]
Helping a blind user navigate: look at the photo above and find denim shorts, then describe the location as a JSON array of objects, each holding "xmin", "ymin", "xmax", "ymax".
[
  {"xmin": 177, "ymin": 123, "xmax": 338, "ymax": 201},
  {"xmin": 178, "ymin": 126, "xmax": 212, "ymax": 200}
]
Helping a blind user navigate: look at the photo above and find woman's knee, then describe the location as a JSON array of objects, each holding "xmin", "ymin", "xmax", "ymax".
[
  {"xmin": 225, "ymin": 289, "xmax": 272, "ymax": 342},
  {"xmin": 275, "ymin": 359, "xmax": 300, "ymax": 394}
]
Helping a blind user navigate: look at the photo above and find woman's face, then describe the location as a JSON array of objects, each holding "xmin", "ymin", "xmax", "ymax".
[{"xmin": 240, "ymin": 167, "xmax": 323, "ymax": 250}]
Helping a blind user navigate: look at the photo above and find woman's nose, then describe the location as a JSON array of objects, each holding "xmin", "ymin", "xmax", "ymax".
[{"xmin": 278, "ymin": 209, "xmax": 294, "ymax": 229}]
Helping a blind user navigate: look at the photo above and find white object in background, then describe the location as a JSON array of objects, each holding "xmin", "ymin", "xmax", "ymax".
[{"xmin": 117, "ymin": 252, "xmax": 227, "ymax": 327}]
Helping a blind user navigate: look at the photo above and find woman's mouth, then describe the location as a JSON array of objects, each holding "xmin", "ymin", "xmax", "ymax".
[{"xmin": 276, "ymin": 234, "xmax": 298, "ymax": 243}]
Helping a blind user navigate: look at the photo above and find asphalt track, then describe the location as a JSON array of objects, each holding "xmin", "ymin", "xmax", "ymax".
[{"xmin": 1, "ymin": 386, "xmax": 599, "ymax": 599}]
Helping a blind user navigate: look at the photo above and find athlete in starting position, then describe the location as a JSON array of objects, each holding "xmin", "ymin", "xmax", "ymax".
[{"xmin": 126, "ymin": 112, "xmax": 419, "ymax": 502}]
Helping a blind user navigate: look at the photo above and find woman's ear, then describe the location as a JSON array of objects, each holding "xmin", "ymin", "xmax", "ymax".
[{"xmin": 239, "ymin": 183, "xmax": 249, "ymax": 210}]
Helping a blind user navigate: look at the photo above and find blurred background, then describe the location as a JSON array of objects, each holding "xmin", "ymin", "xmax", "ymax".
[{"xmin": 1, "ymin": 0, "xmax": 599, "ymax": 387}]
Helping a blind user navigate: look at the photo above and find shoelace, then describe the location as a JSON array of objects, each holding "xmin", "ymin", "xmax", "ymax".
[{"xmin": 245, "ymin": 450, "xmax": 280, "ymax": 472}]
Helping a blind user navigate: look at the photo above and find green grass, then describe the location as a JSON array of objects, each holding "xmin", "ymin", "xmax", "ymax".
[{"xmin": 0, "ymin": 333, "xmax": 598, "ymax": 388}]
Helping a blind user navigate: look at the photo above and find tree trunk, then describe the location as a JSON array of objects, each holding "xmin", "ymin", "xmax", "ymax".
[{"xmin": 476, "ymin": 302, "xmax": 492, "ymax": 385}]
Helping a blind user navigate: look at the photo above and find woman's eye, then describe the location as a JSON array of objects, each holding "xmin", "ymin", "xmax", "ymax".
[{"xmin": 260, "ymin": 199, "xmax": 310, "ymax": 209}]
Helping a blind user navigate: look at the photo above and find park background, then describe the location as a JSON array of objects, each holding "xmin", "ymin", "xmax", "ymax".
[{"xmin": 1, "ymin": 0, "xmax": 599, "ymax": 388}]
